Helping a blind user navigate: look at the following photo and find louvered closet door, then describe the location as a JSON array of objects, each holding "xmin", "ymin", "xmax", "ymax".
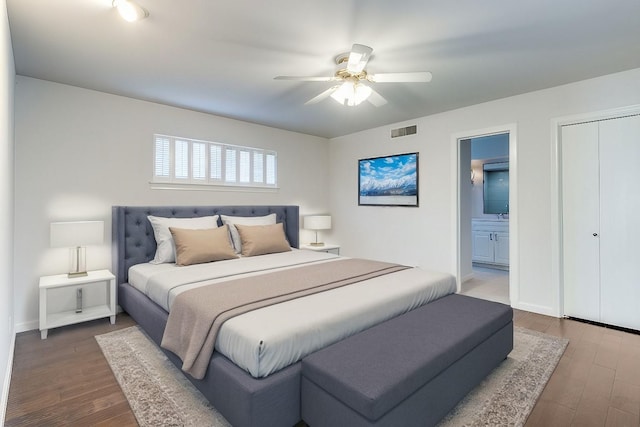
[
  {"xmin": 599, "ymin": 115, "xmax": 640, "ymax": 330},
  {"xmin": 562, "ymin": 122, "xmax": 601, "ymax": 322}
]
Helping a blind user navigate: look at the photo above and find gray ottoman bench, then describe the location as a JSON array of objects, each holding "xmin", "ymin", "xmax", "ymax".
[{"xmin": 301, "ymin": 294, "xmax": 513, "ymax": 427}]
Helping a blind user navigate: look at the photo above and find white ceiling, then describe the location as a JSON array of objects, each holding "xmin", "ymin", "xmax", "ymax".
[{"xmin": 7, "ymin": 0, "xmax": 640, "ymax": 138}]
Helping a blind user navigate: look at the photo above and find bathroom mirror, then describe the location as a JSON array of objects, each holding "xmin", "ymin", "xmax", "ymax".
[{"xmin": 483, "ymin": 162, "xmax": 509, "ymax": 214}]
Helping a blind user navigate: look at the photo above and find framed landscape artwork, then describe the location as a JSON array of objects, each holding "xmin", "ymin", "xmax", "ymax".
[{"xmin": 358, "ymin": 152, "xmax": 419, "ymax": 207}]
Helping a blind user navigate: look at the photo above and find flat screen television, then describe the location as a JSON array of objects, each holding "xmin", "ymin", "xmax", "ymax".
[{"xmin": 358, "ymin": 152, "xmax": 419, "ymax": 207}]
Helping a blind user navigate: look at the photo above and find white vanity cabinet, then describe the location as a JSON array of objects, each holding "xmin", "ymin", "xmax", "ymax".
[{"xmin": 472, "ymin": 220, "xmax": 509, "ymax": 267}]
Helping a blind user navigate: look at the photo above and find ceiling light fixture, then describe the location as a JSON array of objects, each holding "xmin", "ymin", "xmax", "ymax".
[
  {"xmin": 275, "ymin": 43, "xmax": 431, "ymax": 107},
  {"xmin": 113, "ymin": 0, "xmax": 149, "ymax": 22},
  {"xmin": 330, "ymin": 80, "xmax": 372, "ymax": 107}
]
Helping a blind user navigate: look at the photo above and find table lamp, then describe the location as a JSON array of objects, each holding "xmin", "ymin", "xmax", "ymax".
[
  {"xmin": 303, "ymin": 215, "xmax": 332, "ymax": 246},
  {"xmin": 50, "ymin": 221, "xmax": 104, "ymax": 277}
]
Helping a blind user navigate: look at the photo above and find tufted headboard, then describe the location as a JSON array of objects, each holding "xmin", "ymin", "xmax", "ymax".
[{"xmin": 111, "ymin": 205, "xmax": 299, "ymax": 285}]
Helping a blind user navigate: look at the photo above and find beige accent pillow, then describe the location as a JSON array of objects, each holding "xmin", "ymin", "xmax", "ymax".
[
  {"xmin": 169, "ymin": 226, "xmax": 238, "ymax": 266},
  {"xmin": 235, "ymin": 223, "xmax": 292, "ymax": 257},
  {"xmin": 220, "ymin": 213, "xmax": 277, "ymax": 253},
  {"xmin": 147, "ymin": 215, "xmax": 219, "ymax": 264}
]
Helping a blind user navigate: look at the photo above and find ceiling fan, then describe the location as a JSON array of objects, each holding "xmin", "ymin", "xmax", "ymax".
[{"xmin": 275, "ymin": 44, "xmax": 432, "ymax": 107}]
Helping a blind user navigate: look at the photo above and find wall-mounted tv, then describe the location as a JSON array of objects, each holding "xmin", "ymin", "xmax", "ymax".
[{"xmin": 358, "ymin": 152, "xmax": 419, "ymax": 207}]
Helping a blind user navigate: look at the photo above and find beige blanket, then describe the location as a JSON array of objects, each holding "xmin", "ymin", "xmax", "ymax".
[{"xmin": 161, "ymin": 258, "xmax": 409, "ymax": 379}]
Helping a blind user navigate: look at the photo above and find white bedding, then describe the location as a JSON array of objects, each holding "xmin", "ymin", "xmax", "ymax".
[{"xmin": 129, "ymin": 250, "xmax": 456, "ymax": 377}]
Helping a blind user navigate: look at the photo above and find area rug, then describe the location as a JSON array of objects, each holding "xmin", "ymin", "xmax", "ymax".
[{"xmin": 96, "ymin": 326, "xmax": 567, "ymax": 427}]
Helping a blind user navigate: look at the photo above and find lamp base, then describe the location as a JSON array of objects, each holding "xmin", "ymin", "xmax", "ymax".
[
  {"xmin": 67, "ymin": 271, "xmax": 88, "ymax": 278},
  {"xmin": 68, "ymin": 246, "xmax": 87, "ymax": 278},
  {"xmin": 309, "ymin": 242, "xmax": 325, "ymax": 247}
]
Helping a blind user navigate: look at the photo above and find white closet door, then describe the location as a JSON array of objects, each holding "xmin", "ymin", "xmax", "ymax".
[
  {"xmin": 599, "ymin": 115, "xmax": 640, "ymax": 330},
  {"xmin": 562, "ymin": 122, "xmax": 600, "ymax": 322}
]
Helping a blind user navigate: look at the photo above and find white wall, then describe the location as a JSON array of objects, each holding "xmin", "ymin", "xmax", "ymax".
[
  {"xmin": 13, "ymin": 76, "xmax": 330, "ymax": 330},
  {"xmin": 329, "ymin": 67, "xmax": 640, "ymax": 316},
  {"xmin": 0, "ymin": 0, "xmax": 15, "ymax": 422},
  {"xmin": 12, "ymin": 66, "xmax": 640, "ymax": 330}
]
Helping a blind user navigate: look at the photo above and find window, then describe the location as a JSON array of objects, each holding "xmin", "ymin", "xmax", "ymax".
[
  {"xmin": 153, "ymin": 134, "xmax": 278, "ymax": 188},
  {"xmin": 225, "ymin": 148, "xmax": 237, "ymax": 183},
  {"xmin": 174, "ymin": 140, "xmax": 189, "ymax": 180},
  {"xmin": 192, "ymin": 142, "xmax": 206, "ymax": 181},
  {"xmin": 210, "ymin": 145, "xmax": 222, "ymax": 180},
  {"xmin": 154, "ymin": 137, "xmax": 170, "ymax": 178},
  {"xmin": 253, "ymin": 152, "xmax": 264, "ymax": 183}
]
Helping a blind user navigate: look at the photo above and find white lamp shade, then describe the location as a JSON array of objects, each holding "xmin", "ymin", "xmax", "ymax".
[
  {"xmin": 50, "ymin": 221, "xmax": 105, "ymax": 248},
  {"xmin": 303, "ymin": 215, "xmax": 332, "ymax": 231}
]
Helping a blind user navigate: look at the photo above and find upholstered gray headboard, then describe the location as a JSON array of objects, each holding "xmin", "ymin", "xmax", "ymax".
[{"xmin": 111, "ymin": 205, "xmax": 299, "ymax": 285}]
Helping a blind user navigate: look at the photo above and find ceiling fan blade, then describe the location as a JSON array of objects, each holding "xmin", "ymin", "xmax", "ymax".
[
  {"xmin": 274, "ymin": 76, "xmax": 336, "ymax": 82},
  {"xmin": 304, "ymin": 86, "xmax": 340, "ymax": 105},
  {"xmin": 346, "ymin": 44, "xmax": 373, "ymax": 73},
  {"xmin": 369, "ymin": 71, "xmax": 433, "ymax": 83},
  {"xmin": 367, "ymin": 88, "xmax": 388, "ymax": 107}
]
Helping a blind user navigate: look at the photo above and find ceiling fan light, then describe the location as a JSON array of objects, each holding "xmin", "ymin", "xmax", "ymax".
[
  {"xmin": 330, "ymin": 82, "xmax": 372, "ymax": 107},
  {"xmin": 347, "ymin": 52, "xmax": 364, "ymax": 70},
  {"xmin": 353, "ymin": 84, "xmax": 372, "ymax": 105},
  {"xmin": 346, "ymin": 44, "xmax": 373, "ymax": 73},
  {"xmin": 330, "ymin": 82, "xmax": 352, "ymax": 105},
  {"xmin": 113, "ymin": 0, "xmax": 149, "ymax": 22}
]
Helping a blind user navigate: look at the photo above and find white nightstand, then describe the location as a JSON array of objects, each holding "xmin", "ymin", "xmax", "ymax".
[
  {"xmin": 300, "ymin": 243, "xmax": 340, "ymax": 255},
  {"xmin": 39, "ymin": 269, "xmax": 116, "ymax": 339}
]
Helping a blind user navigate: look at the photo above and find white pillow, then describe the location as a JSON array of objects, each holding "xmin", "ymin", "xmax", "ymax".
[
  {"xmin": 220, "ymin": 213, "xmax": 277, "ymax": 253},
  {"xmin": 147, "ymin": 215, "xmax": 219, "ymax": 264}
]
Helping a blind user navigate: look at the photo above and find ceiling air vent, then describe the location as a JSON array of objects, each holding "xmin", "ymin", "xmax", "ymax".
[{"xmin": 390, "ymin": 125, "xmax": 417, "ymax": 139}]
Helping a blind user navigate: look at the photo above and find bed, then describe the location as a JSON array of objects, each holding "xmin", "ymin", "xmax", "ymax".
[{"xmin": 112, "ymin": 205, "xmax": 457, "ymax": 427}]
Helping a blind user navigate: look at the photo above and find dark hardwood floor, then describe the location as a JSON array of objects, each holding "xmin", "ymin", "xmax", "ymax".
[
  {"xmin": 5, "ymin": 314, "xmax": 138, "ymax": 426},
  {"xmin": 5, "ymin": 310, "xmax": 640, "ymax": 426},
  {"xmin": 517, "ymin": 310, "xmax": 640, "ymax": 427}
]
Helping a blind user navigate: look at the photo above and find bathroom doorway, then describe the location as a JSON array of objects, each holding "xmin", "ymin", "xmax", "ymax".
[
  {"xmin": 464, "ymin": 134, "xmax": 510, "ymax": 303},
  {"xmin": 452, "ymin": 125, "xmax": 517, "ymax": 307}
]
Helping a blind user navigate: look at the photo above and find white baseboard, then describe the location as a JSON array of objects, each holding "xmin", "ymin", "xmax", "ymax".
[
  {"xmin": 14, "ymin": 319, "xmax": 37, "ymax": 334},
  {"xmin": 0, "ymin": 326, "xmax": 16, "ymax": 426},
  {"xmin": 461, "ymin": 272, "xmax": 474, "ymax": 283},
  {"xmin": 512, "ymin": 301, "xmax": 558, "ymax": 317},
  {"xmin": 15, "ymin": 310, "xmax": 123, "ymax": 334}
]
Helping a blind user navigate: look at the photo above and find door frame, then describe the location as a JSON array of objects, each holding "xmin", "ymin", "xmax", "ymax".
[
  {"xmin": 450, "ymin": 123, "xmax": 518, "ymax": 306},
  {"xmin": 551, "ymin": 104, "xmax": 640, "ymax": 317}
]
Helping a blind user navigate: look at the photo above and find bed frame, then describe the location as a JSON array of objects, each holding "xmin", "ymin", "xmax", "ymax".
[
  {"xmin": 112, "ymin": 205, "xmax": 303, "ymax": 427},
  {"xmin": 112, "ymin": 205, "xmax": 505, "ymax": 427}
]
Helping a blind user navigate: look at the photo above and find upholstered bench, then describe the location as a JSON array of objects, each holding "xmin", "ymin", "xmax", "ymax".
[{"xmin": 301, "ymin": 294, "xmax": 513, "ymax": 427}]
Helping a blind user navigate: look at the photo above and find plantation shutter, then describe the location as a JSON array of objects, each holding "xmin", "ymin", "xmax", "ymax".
[
  {"xmin": 152, "ymin": 135, "xmax": 277, "ymax": 188},
  {"xmin": 174, "ymin": 140, "xmax": 189, "ymax": 180},
  {"xmin": 154, "ymin": 136, "xmax": 170, "ymax": 180}
]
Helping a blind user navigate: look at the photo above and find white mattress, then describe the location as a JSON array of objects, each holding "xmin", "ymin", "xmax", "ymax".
[{"xmin": 129, "ymin": 250, "xmax": 456, "ymax": 377}]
